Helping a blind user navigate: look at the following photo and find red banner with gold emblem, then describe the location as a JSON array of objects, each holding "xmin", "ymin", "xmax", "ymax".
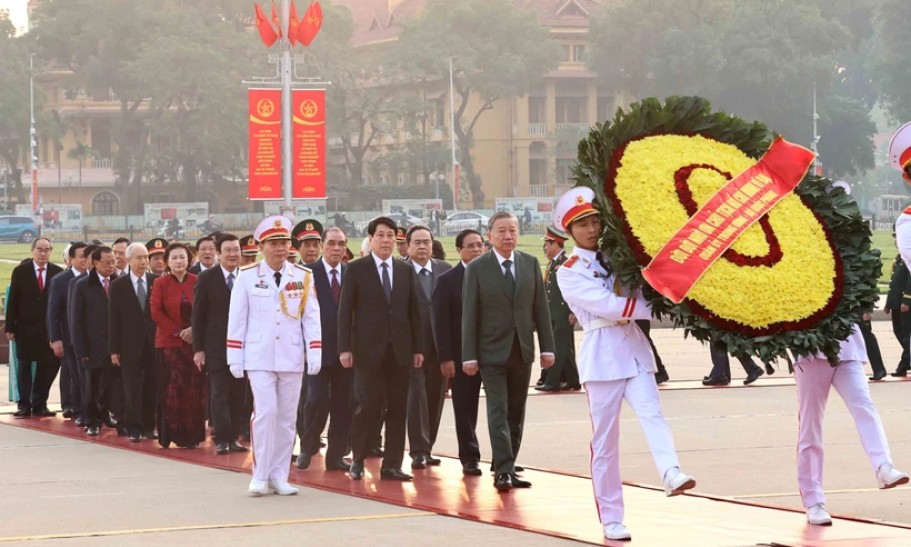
[
  {"xmin": 291, "ymin": 89, "xmax": 326, "ymax": 199},
  {"xmin": 248, "ymin": 88, "xmax": 282, "ymax": 200},
  {"xmin": 641, "ymin": 137, "xmax": 815, "ymax": 304}
]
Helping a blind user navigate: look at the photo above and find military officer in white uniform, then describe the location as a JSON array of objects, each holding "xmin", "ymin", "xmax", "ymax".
[
  {"xmin": 227, "ymin": 215, "xmax": 322, "ymax": 496},
  {"xmin": 794, "ymin": 325, "xmax": 909, "ymax": 525},
  {"xmin": 553, "ymin": 187, "xmax": 695, "ymax": 542},
  {"xmin": 890, "ymin": 122, "xmax": 911, "ymax": 269}
]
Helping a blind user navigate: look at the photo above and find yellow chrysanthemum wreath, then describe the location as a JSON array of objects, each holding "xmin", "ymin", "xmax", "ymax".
[{"xmin": 573, "ymin": 97, "xmax": 881, "ymax": 363}]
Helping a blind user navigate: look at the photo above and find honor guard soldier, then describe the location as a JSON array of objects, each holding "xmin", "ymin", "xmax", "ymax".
[
  {"xmin": 396, "ymin": 227, "xmax": 409, "ymax": 260},
  {"xmin": 146, "ymin": 238, "xmax": 168, "ymax": 277},
  {"xmin": 536, "ymin": 226, "xmax": 580, "ymax": 391},
  {"xmin": 294, "ymin": 219, "xmax": 324, "ymax": 265},
  {"xmin": 239, "ymin": 235, "xmax": 259, "ymax": 267},
  {"xmin": 227, "ymin": 216, "xmax": 322, "ymax": 496},
  {"xmin": 288, "ymin": 237, "xmax": 302, "ymax": 264},
  {"xmin": 892, "ymin": 122, "xmax": 911, "ymax": 332},
  {"xmin": 883, "ymin": 226, "xmax": 911, "ymax": 379},
  {"xmin": 554, "ymin": 187, "xmax": 695, "ymax": 541}
]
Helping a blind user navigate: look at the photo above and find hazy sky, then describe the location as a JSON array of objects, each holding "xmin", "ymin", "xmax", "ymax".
[{"xmin": 0, "ymin": 0, "xmax": 28, "ymax": 33}]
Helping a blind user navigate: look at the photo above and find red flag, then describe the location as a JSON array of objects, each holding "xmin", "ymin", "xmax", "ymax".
[
  {"xmin": 253, "ymin": 3, "xmax": 278, "ymax": 47},
  {"xmin": 297, "ymin": 1, "xmax": 323, "ymax": 46},
  {"xmin": 288, "ymin": 0, "xmax": 299, "ymax": 46},
  {"xmin": 271, "ymin": 1, "xmax": 282, "ymax": 38}
]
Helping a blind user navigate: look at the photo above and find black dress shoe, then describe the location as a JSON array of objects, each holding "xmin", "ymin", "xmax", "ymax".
[
  {"xmin": 367, "ymin": 447, "xmax": 384, "ymax": 458},
  {"xmin": 380, "ymin": 468, "xmax": 413, "ymax": 481},
  {"xmin": 75, "ymin": 417, "xmax": 87, "ymax": 427},
  {"xmin": 535, "ymin": 379, "xmax": 545, "ymax": 387},
  {"xmin": 62, "ymin": 408, "xmax": 75, "ymax": 419},
  {"xmin": 743, "ymin": 369, "xmax": 764, "ymax": 385},
  {"xmin": 228, "ymin": 440, "xmax": 248, "ymax": 452},
  {"xmin": 462, "ymin": 462, "xmax": 483, "ymax": 476},
  {"xmin": 870, "ymin": 372, "xmax": 887, "ymax": 381},
  {"xmin": 891, "ymin": 370, "xmax": 908, "ymax": 377},
  {"xmin": 510, "ymin": 473, "xmax": 532, "ymax": 488},
  {"xmin": 534, "ymin": 384, "xmax": 561, "ymax": 392},
  {"xmin": 216, "ymin": 442, "xmax": 230, "ymax": 455},
  {"xmin": 326, "ymin": 457, "xmax": 353, "ymax": 471},
  {"xmin": 33, "ymin": 408, "xmax": 56, "ymax": 417},
  {"xmin": 702, "ymin": 374, "xmax": 730, "ymax": 386},
  {"xmin": 143, "ymin": 431, "xmax": 159, "ymax": 440},
  {"xmin": 86, "ymin": 425, "xmax": 100, "ymax": 436},
  {"xmin": 129, "ymin": 433, "xmax": 142, "ymax": 443},
  {"xmin": 103, "ymin": 416, "xmax": 118, "ymax": 428},
  {"xmin": 296, "ymin": 453, "xmax": 312, "ymax": 469},
  {"xmin": 349, "ymin": 460, "xmax": 365, "ymax": 480},
  {"xmin": 13, "ymin": 409, "xmax": 31, "ymax": 418},
  {"xmin": 494, "ymin": 473, "xmax": 513, "ymax": 492},
  {"xmin": 411, "ymin": 455, "xmax": 428, "ymax": 469},
  {"xmin": 561, "ymin": 383, "xmax": 582, "ymax": 391},
  {"xmin": 654, "ymin": 369, "xmax": 670, "ymax": 384},
  {"xmin": 765, "ymin": 363, "xmax": 776, "ymax": 375},
  {"xmin": 426, "ymin": 455, "xmax": 441, "ymax": 466}
]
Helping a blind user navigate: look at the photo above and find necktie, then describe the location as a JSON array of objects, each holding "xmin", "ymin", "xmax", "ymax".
[
  {"xmin": 137, "ymin": 277, "xmax": 146, "ymax": 311},
  {"xmin": 381, "ymin": 262, "xmax": 392, "ymax": 302},
  {"xmin": 502, "ymin": 259, "xmax": 516, "ymax": 294},
  {"xmin": 102, "ymin": 277, "xmax": 110, "ymax": 296},
  {"xmin": 274, "ymin": 271, "xmax": 282, "ymax": 288},
  {"xmin": 595, "ymin": 251, "xmax": 612, "ymax": 275},
  {"xmin": 330, "ymin": 268, "xmax": 341, "ymax": 303},
  {"xmin": 37, "ymin": 267, "xmax": 45, "ymax": 292},
  {"xmin": 418, "ymin": 267, "xmax": 432, "ymax": 299},
  {"xmin": 227, "ymin": 273, "xmax": 235, "ymax": 292}
]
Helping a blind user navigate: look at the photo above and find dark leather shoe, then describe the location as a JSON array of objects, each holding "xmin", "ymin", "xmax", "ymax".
[
  {"xmin": 326, "ymin": 457, "xmax": 353, "ymax": 471},
  {"xmin": 228, "ymin": 440, "xmax": 248, "ymax": 452},
  {"xmin": 349, "ymin": 460, "xmax": 365, "ymax": 480},
  {"xmin": 462, "ymin": 462, "xmax": 483, "ymax": 476},
  {"xmin": 891, "ymin": 370, "xmax": 908, "ymax": 377},
  {"xmin": 510, "ymin": 473, "xmax": 532, "ymax": 488},
  {"xmin": 216, "ymin": 442, "xmax": 230, "ymax": 455},
  {"xmin": 654, "ymin": 369, "xmax": 669, "ymax": 384},
  {"xmin": 411, "ymin": 455, "xmax": 427, "ymax": 469},
  {"xmin": 74, "ymin": 417, "xmax": 86, "ymax": 427},
  {"xmin": 490, "ymin": 464, "xmax": 525, "ymax": 473},
  {"xmin": 367, "ymin": 447, "xmax": 384, "ymax": 458},
  {"xmin": 296, "ymin": 453, "xmax": 312, "ymax": 469},
  {"xmin": 765, "ymin": 363, "xmax": 776, "ymax": 375},
  {"xmin": 534, "ymin": 384, "xmax": 561, "ymax": 392},
  {"xmin": 561, "ymin": 383, "xmax": 582, "ymax": 391},
  {"xmin": 702, "ymin": 374, "xmax": 730, "ymax": 386},
  {"xmin": 129, "ymin": 433, "xmax": 142, "ymax": 443},
  {"xmin": 743, "ymin": 368, "xmax": 764, "ymax": 385},
  {"xmin": 142, "ymin": 430, "xmax": 159, "ymax": 440},
  {"xmin": 494, "ymin": 473, "xmax": 513, "ymax": 492},
  {"xmin": 426, "ymin": 455, "xmax": 441, "ymax": 466},
  {"xmin": 62, "ymin": 408, "xmax": 75, "ymax": 419},
  {"xmin": 33, "ymin": 408, "xmax": 56, "ymax": 417},
  {"xmin": 103, "ymin": 416, "xmax": 118, "ymax": 428},
  {"xmin": 535, "ymin": 379, "xmax": 545, "ymax": 387},
  {"xmin": 380, "ymin": 468, "xmax": 413, "ymax": 481},
  {"xmin": 86, "ymin": 425, "xmax": 100, "ymax": 436},
  {"xmin": 13, "ymin": 408, "xmax": 31, "ymax": 418},
  {"xmin": 871, "ymin": 372, "xmax": 887, "ymax": 381}
]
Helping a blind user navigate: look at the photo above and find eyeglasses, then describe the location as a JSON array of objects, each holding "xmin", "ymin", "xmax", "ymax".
[{"xmin": 463, "ymin": 243, "xmax": 485, "ymax": 249}]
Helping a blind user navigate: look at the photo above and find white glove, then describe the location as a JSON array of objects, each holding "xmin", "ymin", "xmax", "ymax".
[
  {"xmin": 229, "ymin": 363, "xmax": 244, "ymax": 379},
  {"xmin": 307, "ymin": 360, "xmax": 321, "ymax": 376}
]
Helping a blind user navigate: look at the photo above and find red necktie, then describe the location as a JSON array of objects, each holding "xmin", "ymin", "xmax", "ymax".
[
  {"xmin": 37, "ymin": 267, "xmax": 45, "ymax": 292},
  {"xmin": 330, "ymin": 268, "xmax": 340, "ymax": 303}
]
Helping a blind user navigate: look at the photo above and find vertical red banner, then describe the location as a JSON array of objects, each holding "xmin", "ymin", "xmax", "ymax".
[
  {"xmin": 291, "ymin": 89, "xmax": 327, "ymax": 199},
  {"xmin": 248, "ymin": 88, "xmax": 282, "ymax": 200}
]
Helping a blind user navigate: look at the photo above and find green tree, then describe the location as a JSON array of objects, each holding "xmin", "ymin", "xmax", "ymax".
[
  {"xmin": 817, "ymin": 95, "xmax": 876, "ymax": 179},
  {"xmin": 876, "ymin": 0, "xmax": 911, "ymax": 124},
  {"xmin": 394, "ymin": 0, "xmax": 562, "ymax": 207},
  {"xmin": 0, "ymin": 10, "xmax": 29, "ymax": 204}
]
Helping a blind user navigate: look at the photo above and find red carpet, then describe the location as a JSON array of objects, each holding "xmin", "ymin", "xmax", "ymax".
[{"xmin": 4, "ymin": 414, "xmax": 911, "ymax": 546}]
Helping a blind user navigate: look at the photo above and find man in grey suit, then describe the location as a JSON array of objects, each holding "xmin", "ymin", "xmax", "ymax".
[
  {"xmin": 404, "ymin": 225, "xmax": 452, "ymax": 469},
  {"xmin": 462, "ymin": 211, "xmax": 555, "ymax": 492}
]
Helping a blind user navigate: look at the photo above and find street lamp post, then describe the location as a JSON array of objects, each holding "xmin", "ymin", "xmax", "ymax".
[{"xmin": 448, "ymin": 57, "xmax": 458, "ymax": 212}]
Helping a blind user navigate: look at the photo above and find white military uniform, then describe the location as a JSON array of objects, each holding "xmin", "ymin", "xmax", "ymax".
[
  {"xmin": 794, "ymin": 326, "xmax": 904, "ymax": 508},
  {"xmin": 227, "ymin": 259, "xmax": 322, "ymax": 485},
  {"xmin": 890, "ymin": 122, "xmax": 911, "ymax": 269},
  {"xmin": 557, "ymin": 247, "xmax": 684, "ymax": 524}
]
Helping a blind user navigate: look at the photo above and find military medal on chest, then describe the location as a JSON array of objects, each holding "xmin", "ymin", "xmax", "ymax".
[{"xmin": 279, "ymin": 278, "xmax": 308, "ymax": 319}]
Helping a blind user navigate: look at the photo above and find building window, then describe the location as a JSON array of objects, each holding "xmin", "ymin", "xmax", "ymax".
[
  {"xmin": 556, "ymin": 159, "xmax": 575, "ymax": 184},
  {"xmin": 561, "ymin": 44, "xmax": 571, "ymax": 62},
  {"xmin": 428, "ymin": 98, "xmax": 446, "ymax": 128},
  {"xmin": 573, "ymin": 45, "xmax": 586, "ymax": 63},
  {"xmin": 529, "ymin": 158, "xmax": 547, "ymax": 186},
  {"xmin": 91, "ymin": 122, "xmax": 112, "ymax": 159},
  {"xmin": 597, "ymin": 97, "xmax": 614, "ymax": 121},
  {"xmin": 92, "ymin": 191, "xmax": 119, "ymax": 216},
  {"xmin": 556, "ymin": 97, "xmax": 587, "ymax": 124},
  {"xmin": 528, "ymin": 97, "xmax": 546, "ymax": 124}
]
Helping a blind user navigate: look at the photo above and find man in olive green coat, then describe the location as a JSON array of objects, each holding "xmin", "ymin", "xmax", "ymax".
[
  {"xmin": 537, "ymin": 226, "xmax": 580, "ymax": 391},
  {"xmin": 461, "ymin": 211, "xmax": 555, "ymax": 492}
]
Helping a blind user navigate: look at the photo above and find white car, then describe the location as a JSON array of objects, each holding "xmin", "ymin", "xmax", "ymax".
[{"xmin": 442, "ymin": 211, "xmax": 489, "ymax": 235}]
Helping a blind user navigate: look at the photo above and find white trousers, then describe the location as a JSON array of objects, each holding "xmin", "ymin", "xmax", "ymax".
[
  {"xmin": 248, "ymin": 370, "xmax": 303, "ymax": 483},
  {"xmin": 586, "ymin": 370, "xmax": 681, "ymax": 524},
  {"xmin": 795, "ymin": 359, "xmax": 892, "ymax": 508}
]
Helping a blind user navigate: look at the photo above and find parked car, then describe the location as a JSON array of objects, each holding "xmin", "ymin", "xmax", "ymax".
[
  {"xmin": 355, "ymin": 212, "xmax": 426, "ymax": 237},
  {"xmin": 442, "ymin": 211, "xmax": 489, "ymax": 235},
  {"xmin": 0, "ymin": 216, "xmax": 39, "ymax": 243}
]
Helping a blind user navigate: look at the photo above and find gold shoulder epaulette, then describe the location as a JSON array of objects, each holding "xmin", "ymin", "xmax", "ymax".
[
  {"xmin": 294, "ymin": 263, "xmax": 312, "ymax": 272},
  {"xmin": 239, "ymin": 262, "xmax": 259, "ymax": 270},
  {"xmin": 563, "ymin": 255, "xmax": 579, "ymax": 268}
]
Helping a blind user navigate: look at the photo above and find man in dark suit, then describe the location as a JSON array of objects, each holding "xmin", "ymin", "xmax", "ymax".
[
  {"xmin": 462, "ymin": 212, "xmax": 555, "ymax": 492},
  {"xmin": 189, "ymin": 235, "xmax": 217, "ymax": 274},
  {"xmin": 433, "ymin": 229, "xmax": 485, "ymax": 476},
  {"xmin": 109, "ymin": 242, "xmax": 160, "ymax": 442},
  {"xmin": 884, "ymin": 230, "xmax": 911, "ymax": 378},
  {"xmin": 339, "ymin": 217, "xmax": 423, "ymax": 481},
  {"xmin": 298, "ymin": 226, "xmax": 354, "ymax": 471},
  {"xmin": 111, "ymin": 237, "xmax": 130, "ymax": 278},
  {"xmin": 6, "ymin": 237, "xmax": 63, "ymax": 417},
  {"xmin": 404, "ymin": 225, "xmax": 452, "ymax": 469},
  {"xmin": 47, "ymin": 241, "xmax": 89, "ymax": 421},
  {"xmin": 536, "ymin": 227, "xmax": 580, "ymax": 392},
  {"xmin": 71, "ymin": 246, "xmax": 121, "ymax": 436},
  {"xmin": 192, "ymin": 234, "xmax": 248, "ymax": 454}
]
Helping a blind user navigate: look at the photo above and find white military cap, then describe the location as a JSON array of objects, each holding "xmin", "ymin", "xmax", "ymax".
[
  {"xmin": 888, "ymin": 121, "xmax": 911, "ymax": 172},
  {"xmin": 553, "ymin": 187, "xmax": 598, "ymax": 233},
  {"xmin": 254, "ymin": 215, "xmax": 293, "ymax": 242}
]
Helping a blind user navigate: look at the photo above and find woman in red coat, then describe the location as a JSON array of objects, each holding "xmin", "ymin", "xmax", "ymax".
[{"xmin": 150, "ymin": 243, "xmax": 204, "ymax": 448}]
